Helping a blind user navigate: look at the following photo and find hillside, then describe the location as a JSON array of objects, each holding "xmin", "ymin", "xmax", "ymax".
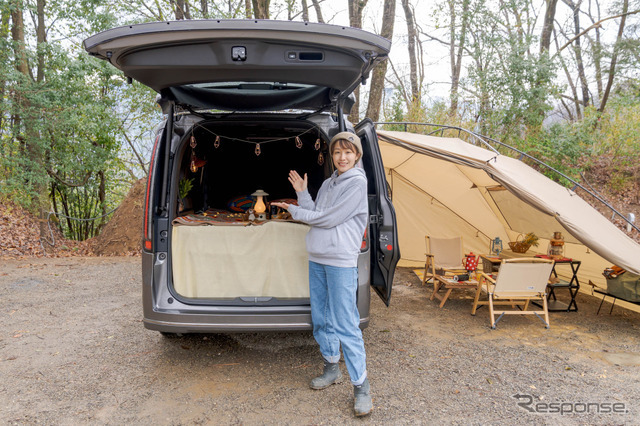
[
  {"xmin": 0, "ymin": 170, "xmax": 638, "ymax": 259},
  {"xmin": 0, "ymin": 179, "xmax": 144, "ymax": 258}
]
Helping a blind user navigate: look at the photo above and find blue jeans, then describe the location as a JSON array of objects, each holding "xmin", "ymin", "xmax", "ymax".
[{"xmin": 308, "ymin": 261, "xmax": 367, "ymax": 385}]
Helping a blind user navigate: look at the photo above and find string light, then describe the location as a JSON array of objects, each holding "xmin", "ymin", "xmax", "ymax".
[
  {"xmin": 190, "ymin": 124, "xmax": 324, "ymax": 157},
  {"xmin": 190, "ymin": 135, "xmax": 197, "ymax": 171}
]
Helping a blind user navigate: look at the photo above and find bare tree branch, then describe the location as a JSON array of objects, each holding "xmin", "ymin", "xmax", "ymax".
[
  {"xmin": 598, "ymin": 0, "xmax": 628, "ymax": 113},
  {"xmin": 46, "ymin": 169, "xmax": 92, "ymax": 188},
  {"xmin": 555, "ymin": 8, "xmax": 640, "ymax": 54}
]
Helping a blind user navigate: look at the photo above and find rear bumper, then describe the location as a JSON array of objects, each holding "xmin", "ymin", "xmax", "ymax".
[
  {"xmin": 143, "ymin": 312, "xmax": 370, "ymax": 333},
  {"xmin": 142, "ymin": 251, "xmax": 371, "ymax": 334}
]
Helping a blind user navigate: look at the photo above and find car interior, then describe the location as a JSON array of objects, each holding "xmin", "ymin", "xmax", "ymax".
[{"xmin": 169, "ymin": 119, "xmax": 336, "ymax": 301}]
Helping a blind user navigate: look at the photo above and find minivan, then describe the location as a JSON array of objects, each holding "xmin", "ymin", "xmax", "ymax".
[{"xmin": 84, "ymin": 19, "xmax": 399, "ymax": 334}]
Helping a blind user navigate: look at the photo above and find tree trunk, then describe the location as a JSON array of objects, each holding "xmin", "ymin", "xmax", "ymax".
[
  {"xmin": 347, "ymin": 0, "xmax": 369, "ymax": 124},
  {"xmin": 11, "ymin": 6, "xmax": 29, "ymax": 77},
  {"xmin": 592, "ymin": 31, "xmax": 603, "ymax": 99},
  {"xmin": 12, "ymin": 2, "xmax": 50, "ymax": 241},
  {"xmin": 36, "ymin": 0, "xmax": 46, "ymax": 83},
  {"xmin": 310, "ymin": 0, "xmax": 324, "ymax": 23},
  {"xmin": 252, "ymin": 0, "xmax": 270, "ymax": 19},
  {"xmin": 598, "ymin": 0, "xmax": 628, "ymax": 113},
  {"xmin": 401, "ymin": 0, "xmax": 419, "ymax": 103},
  {"xmin": 449, "ymin": 0, "xmax": 470, "ymax": 115},
  {"xmin": 171, "ymin": 0, "xmax": 181, "ymax": 19},
  {"xmin": 366, "ymin": 0, "xmax": 396, "ymax": 122},
  {"xmin": 201, "ymin": 0, "xmax": 208, "ymax": 18},
  {"xmin": 301, "ymin": 0, "xmax": 309, "ymax": 21},
  {"xmin": 564, "ymin": 0, "xmax": 590, "ymax": 110},
  {"xmin": 540, "ymin": 0, "xmax": 558, "ymax": 53},
  {"xmin": 173, "ymin": 0, "xmax": 190, "ymax": 19},
  {"xmin": 554, "ymin": 27, "xmax": 582, "ymax": 120},
  {"xmin": 0, "ymin": 9, "xmax": 10, "ymax": 138},
  {"xmin": 96, "ymin": 171, "xmax": 107, "ymax": 235}
]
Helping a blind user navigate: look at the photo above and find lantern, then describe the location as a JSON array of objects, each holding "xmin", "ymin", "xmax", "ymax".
[
  {"xmin": 251, "ymin": 189, "xmax": 269, "ymax": 221},
  {"xmin": 490, "ymin": 237, "xmax": 503, "ymax": 256},
  {"xmin": 547, "ymin": 231, "xmax": 565, "ymax": 259}
]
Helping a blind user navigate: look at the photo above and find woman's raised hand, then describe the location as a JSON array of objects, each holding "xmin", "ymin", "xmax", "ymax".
[{"xmin": 288, "ymin": 170, "xmax": 307, "ymax": 192}]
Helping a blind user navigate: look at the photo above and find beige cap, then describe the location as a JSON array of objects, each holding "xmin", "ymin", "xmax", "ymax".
[{"xmin": 329, "ymin": 131, "xmax": 362, "ymax": 156}]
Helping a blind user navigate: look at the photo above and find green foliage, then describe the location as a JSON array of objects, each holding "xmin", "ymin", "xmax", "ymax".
[
  {"xmin": 179, "ymin": 177, "xmax": 194, "ymax": 200},
  {"xmin": 0, "ymin": 0, "xmax": 150, "ymax": 240}
]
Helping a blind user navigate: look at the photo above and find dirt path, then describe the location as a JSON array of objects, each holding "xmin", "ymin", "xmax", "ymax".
[{"xmin": 1, "ymin": 257, "xmax": 639, "ymax": 424}]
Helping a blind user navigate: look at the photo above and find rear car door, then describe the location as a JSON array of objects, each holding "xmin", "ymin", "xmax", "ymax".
[{"xmin": 356, "ymin": 120, "xmax": 400, "ymax": 305}]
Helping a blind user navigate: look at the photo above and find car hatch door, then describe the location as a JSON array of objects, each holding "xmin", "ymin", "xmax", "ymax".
[
  {"xmin": 356, "ymin": 119, "xmax": 399, "ymax": 306},
  {"xmin": 83, "ymin": 20, "xmax": 391, "ymax": 111}
]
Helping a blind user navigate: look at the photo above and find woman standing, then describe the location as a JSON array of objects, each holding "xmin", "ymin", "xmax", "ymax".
[{"xmin": 271, "ymin": 131, "xmax": 372, "ymax": 417}]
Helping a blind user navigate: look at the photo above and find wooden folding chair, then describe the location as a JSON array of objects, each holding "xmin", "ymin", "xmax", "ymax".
[
  {"xmin": 422, "ymin": 236, "xmax": 466, "ymax": 285},
  {"xmin": 471, "ymin": 258, "xmax": 554, "ymax": 329}
]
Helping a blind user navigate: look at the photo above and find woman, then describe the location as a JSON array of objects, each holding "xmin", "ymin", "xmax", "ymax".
[{"xmin": 271, "ymin": 131, "xmax": 372, "ymax": 417}]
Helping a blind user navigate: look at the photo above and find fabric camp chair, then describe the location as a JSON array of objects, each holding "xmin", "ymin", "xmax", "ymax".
[
  {"xmin": 471, "ymin": 258, "xmax": 555, "ymax": 329},
  {"xmin": 422, "ymin": 236, "xmax": 467, "ymax": 285}
]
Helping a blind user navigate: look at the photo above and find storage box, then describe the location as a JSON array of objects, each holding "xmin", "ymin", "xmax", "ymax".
[{"xmin": 606, "ymin": 272, "xmax": 640, "ymax": 302}]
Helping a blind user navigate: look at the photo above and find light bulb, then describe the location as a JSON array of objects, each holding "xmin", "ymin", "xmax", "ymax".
[{"xmin": 254, "ymin": 196, "xmax": 266, "ymax": 213}]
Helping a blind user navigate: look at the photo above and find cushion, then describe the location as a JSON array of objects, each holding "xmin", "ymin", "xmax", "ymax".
[{"xmin": 227, "ymin": 195, "xmax": 255, "ymax": 212}]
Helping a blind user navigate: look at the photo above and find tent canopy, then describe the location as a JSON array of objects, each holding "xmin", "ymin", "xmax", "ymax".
[{"xmin": 377, "ymin": 130, "xmax": 640, "ymax": 286}]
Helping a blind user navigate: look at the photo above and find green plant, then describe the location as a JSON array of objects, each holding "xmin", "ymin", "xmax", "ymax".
[
  {"xmin": 179, "ymin": 178, "xmax": 194, "ymax": 200},
  {"xmin": 522, "ymin": 232, "xmax": 539, "ymax": 247}
]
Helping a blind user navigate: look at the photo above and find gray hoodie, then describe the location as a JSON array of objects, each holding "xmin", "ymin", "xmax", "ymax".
[{"xmin": 288, "ymin": 168, "xmax": 368, "ymax": 268}]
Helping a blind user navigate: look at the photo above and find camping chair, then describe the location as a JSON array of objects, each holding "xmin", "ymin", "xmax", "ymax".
[
  {"xmin": 471, "ymin": 258, "xmax": 555, "ymax": 329},
  {"xmin": 422, "ymin": 236, "xmax": 467, "ymax": 285}
]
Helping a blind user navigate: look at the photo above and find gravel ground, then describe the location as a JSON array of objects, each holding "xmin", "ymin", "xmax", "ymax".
[{"xmin": 1, "ymin": 257, "xmax": 639, "ymax": 425}]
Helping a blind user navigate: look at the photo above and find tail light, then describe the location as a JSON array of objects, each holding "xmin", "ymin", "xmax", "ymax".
[
  {"xmin": 361, "ymin": 228, "xmax": 369, "ymax": 251},
  {"xmin": 143, "ymin": 134, "xmax": 161, "ymax": 251}
]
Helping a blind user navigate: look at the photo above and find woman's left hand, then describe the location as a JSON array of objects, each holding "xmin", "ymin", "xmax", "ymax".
[{"xmin": 271, "ymin": 202, "xmax": 290, "ymax": 210}]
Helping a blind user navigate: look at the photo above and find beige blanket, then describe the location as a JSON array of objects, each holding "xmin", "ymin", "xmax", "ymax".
[{"xmin": 172, "ymin": 221, "xmax": 310, "ymax": 298}]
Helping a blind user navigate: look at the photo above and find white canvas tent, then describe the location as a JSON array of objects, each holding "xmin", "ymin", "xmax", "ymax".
[{"xmin": 376, "ymin": 130, "xmax": 640, "ymax": 290}]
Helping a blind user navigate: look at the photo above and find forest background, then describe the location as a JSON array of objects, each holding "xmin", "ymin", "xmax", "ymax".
[{"xmin": 1, "ymin": 0, "xmax": 639, "ymax": 246}]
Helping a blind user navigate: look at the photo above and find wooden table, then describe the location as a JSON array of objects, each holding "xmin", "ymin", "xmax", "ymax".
[{"xmin": 431, "ymin": 275, "xmax": 480, "ymax": 308}]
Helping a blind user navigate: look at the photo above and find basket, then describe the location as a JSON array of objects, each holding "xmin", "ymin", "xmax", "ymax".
[{"xmin": 508, "ymin": 234, "xmax": 531, "ymax": 253}]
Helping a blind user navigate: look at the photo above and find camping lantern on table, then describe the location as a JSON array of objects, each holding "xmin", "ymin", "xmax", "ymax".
[
  {"xmin": 490, "ymin": 237, "xmax": 503, "ymax": 256},
  {"xmin": 252, "ymin": 189, "xmax": 269, "ymax": 221},
  {"xmin": 547, "ymin": 231, "xmax": 565, "ymax": 259}
]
